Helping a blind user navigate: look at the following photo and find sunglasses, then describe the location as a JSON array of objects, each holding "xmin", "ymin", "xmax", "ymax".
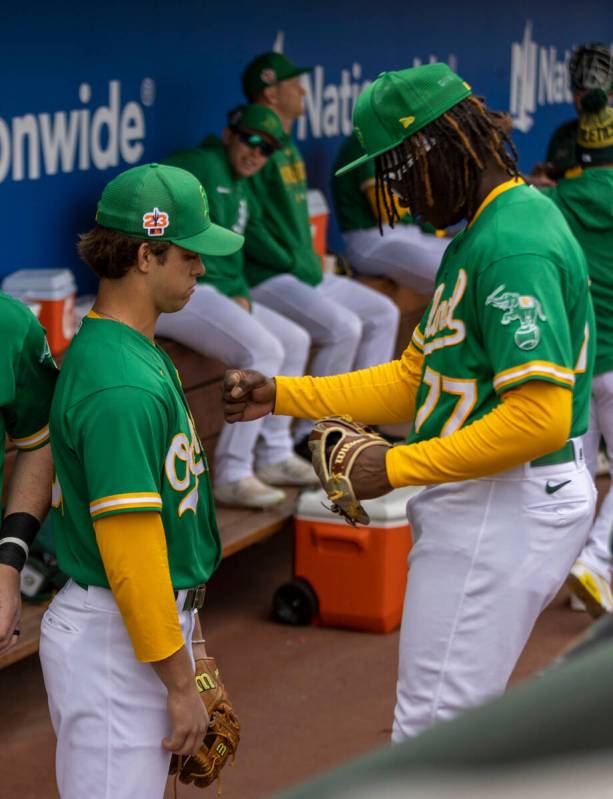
[{"xmin": 235, "ymin": 130, "xmax": 276, "ymax": 157}]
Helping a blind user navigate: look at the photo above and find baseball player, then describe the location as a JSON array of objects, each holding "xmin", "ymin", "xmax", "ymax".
[
  {"xmin": 223, "ymin": 64, "xmax": 596, "ymax": 740},
  {"xmin": 0, "ymin": 293, "xmax": 57, "ymax": 656},
  {"xmin": 531, "ymin": 42, "xmax": 613, "ymax": 186},
  {"xmin": 332, "ymin": 130, "xmax": 449, "ymax": 293},
  {"xmin": 40, "ymin": 163, "xmax": 243, "ymax": 798},
  {"xmin": 241, "ymin": 52, "xmax": 400, "ymax": 447},
  {"xmin": 541, "ymin": 88, "xmax": 613, "ymax": 615},
  {"xmin": 159, "ymin": 104, "xmax": 316, "ymax": 510}
]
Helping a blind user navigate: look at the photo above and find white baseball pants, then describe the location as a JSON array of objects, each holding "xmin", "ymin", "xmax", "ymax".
[
  {"xmin": 39, "ymin": 580, "xmax": 196, "ymax": 799},
  {"xmin": 343, "ymin": 226, "xmax": 449, "ymax": 294},
  {"xmin": 577, "ymin": 369, "xmax": 613, "ymax": 579},
  {"xmin": 392, "ymin": 448, "xmax": 595, "ymax": 741},
  {"xmin": 156, "ymin": 284, "xmax": 310, "ymax": 483},
  {"xmin": 251, "ymin": 272, "xmax": 400, "ymax": 440}
]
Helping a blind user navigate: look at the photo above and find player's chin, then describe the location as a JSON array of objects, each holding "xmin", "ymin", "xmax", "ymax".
[{"xmin": 164, "ymin": 292, "xmax": 193, "ymax": 314}]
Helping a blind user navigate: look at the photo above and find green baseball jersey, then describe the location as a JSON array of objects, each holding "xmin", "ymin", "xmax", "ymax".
[
  {"xmin": 542, "ymin": 168, "xmax": 613, "ymax": 376},
  {"xmin": 332, "ymin": 133, "xmax": 380, "ymax": 232},
  {"xmin": 50, "ymin": 315, "xmax": 221, "ymax": 589},
  {"xmin": 546, "ymin": 119, "xmax": 579, "ymax": 178},
  {"xmin": 0, "ymin": 292, "xmax": 57, "ymax": 507},
  {"xmin": 245, "ymin": 130, "xmax": 322, "ymax": 287},
  {"xmin": 164, "ymin": 135, "xmax": 250, "ymax": 299},
  {"xmin": 407, "ymin": 181, "xmax": 594, "ymax": 446}
]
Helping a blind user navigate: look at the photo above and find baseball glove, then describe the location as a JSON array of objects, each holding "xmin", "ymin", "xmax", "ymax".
[
  {"xmin": 308, "ymin": 416, "xmax": 390, "ymax": 526},
  {"xmin": 169, "ymin": 657, "xmax": 240, "ymax": 793}
]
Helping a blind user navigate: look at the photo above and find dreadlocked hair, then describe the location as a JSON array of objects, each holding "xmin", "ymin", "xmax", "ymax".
[{"xmin": 374, "ymin": 96, "xmax": 519, "ymax": 233}]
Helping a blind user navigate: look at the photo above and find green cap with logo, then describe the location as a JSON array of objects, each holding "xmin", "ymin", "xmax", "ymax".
[
  {"xmin": 336, "ymin": 63, "xmax": 473, "ymax": 177},
  {"xmin": 96, "ymin": 163, "xmax": 244, "ymax": 256},
  {"xmin": 227, "ymin": 104, "xmax": 284, "ymax": 148},
  {"xmin": 242, "ymin": 52, "xmax": 312, "ymax": 100}
]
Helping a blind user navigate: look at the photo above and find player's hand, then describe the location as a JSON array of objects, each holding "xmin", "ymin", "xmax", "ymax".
[
  {"xmin": 0, "ymin": 564, "xmax": 22, "ymax": 656},
  {"xmin": 163, "ymin": 683, "xmax": 209, "ymax": 756},
  {"xmin": 223, "ymin": 369, "xmax": 276, "ymax": 423},
  {"xmin": 349, "ymin": 444, "xmax": 394, "ymax": 500},
  {"xmin": 528, "ymin": 163, "xmax": 557, "ymax": 187},
  {"xmin": 232, "ymin": 295, "xmax": 251, "ymax": 312}
]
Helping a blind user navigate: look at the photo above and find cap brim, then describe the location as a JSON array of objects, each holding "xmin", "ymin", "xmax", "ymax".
[
  {"xmin": 236, "ymin": 125, "xmax": 283, "ymax": 149},
  {"xmin": 172, "ymin": 222, "xmax": 244, "ymax": 257},
  {"xmin": 335, "ymin": 138, "xmax": 404, "ymax": 177},
  {"xmin": 288, "ymin": 66, "xmax": 313, "ymax": 79}
]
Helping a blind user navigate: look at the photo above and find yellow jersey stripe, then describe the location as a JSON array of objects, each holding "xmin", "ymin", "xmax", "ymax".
[
  {"xmin": 468, "ymin": 177, "xmax": 525, "ymax": 229},
  {"xmin": 411, "ymin": 328, "xmax": 424, "ymax": 351},
  {"xmin": 90, "ymin": 493, "xmax": 163, "ymax": 516},
  {"xmin": 494, "ymin": 362, "xmax": 575, "ymax": 391},
  {"xmin": 13, "ymin": 424, "xmax": 50, "ymax": 450}
]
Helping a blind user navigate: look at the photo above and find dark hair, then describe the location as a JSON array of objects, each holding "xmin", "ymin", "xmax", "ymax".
[
  {"xmin": 374, "ymin": 96, "xmax": 518, "ymax": 228},
  {"xmin": 78, "ymin": 226, "xmax": 171, "ymax": 280}
]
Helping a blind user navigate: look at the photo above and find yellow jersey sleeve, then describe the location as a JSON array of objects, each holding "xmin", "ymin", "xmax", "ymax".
[
  {"xmin": 94, "ymin": 512, "xmax": 184, "ymax": 663},
  {"xmin": 386, "ymin": 380, "xmax": 571, "ymax": 486},
  {"xmin": 274, "ymin": 342, "xmax": 424, "ymax": 425}
]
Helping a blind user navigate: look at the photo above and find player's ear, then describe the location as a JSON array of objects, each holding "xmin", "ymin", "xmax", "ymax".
[
  {"xmin": 222, "ymin": 127, "xmax": 233, "ymax": 146},
  {"xmin": 136, "ymin": 242, "xmax": 154, "ymax": 274},
  {"xmin": 260, "ymin": 85, "xmax": 278, "ymax": 107}
]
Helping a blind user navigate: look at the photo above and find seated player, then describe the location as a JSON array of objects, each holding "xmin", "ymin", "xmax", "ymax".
[
  {"xmin": 241, "ymin": 52, "xmax": 400, "ymax": 449},
  {"xmin": 160, "ymin": 104, "xmax": 316, "ymax": 509},
  {"xmin": 331, "ymin": 130, "xmax": 449, "ymax": 293},
  {"xmin": 531, "ymin": 42, "xmax": 613, "ymax": 186},
  {"xmin": 541, "ymin": 88, "xmax": 613, "ymax": 615}
]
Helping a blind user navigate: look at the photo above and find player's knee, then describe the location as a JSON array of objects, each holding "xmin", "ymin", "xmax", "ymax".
[
  {"xmin": 372, "ymin": 293, "xmax": 400, "ymax": 334},
  {"xmin": 246, "ymin": 332, "xmax": 285, "ymax": 374},
  {"xmin": 333, "ymin": 311, "xmax": 362, "ymax": 348}
]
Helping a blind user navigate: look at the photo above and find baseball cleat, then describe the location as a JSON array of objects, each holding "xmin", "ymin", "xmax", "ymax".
[
  {"xmin": 214, "ymin": 476, "xmax": 286, "ymax": 509},
  {"xmin": 256, "ymin": 455, "xmax": 319, "ymax": 487},
  {"xmin": 566, "ymin": 561, "xmax": 613, "ymax": 618}
]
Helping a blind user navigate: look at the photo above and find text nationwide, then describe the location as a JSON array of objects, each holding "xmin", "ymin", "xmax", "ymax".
[{"xmin": 0, "ymin": 81, "xmax": 151, "ymax": 183}]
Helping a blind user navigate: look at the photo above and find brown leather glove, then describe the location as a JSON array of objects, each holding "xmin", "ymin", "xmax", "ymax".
[
  {"xmin": 308, "ymin": 416, "xmax": 390, "ymax": 526},
  {"xmin": 169, "ymin": 657, "xmax": 240, "ymax": 792}
]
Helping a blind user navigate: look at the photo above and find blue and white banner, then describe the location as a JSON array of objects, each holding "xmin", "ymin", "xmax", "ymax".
[{"xmin": 1, "ymin": 1, "xmax": 611, "ymax": 290}]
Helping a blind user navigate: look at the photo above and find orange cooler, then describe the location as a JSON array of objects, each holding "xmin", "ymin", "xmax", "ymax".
[
  {"xmin": 293, "ymin": 486, "xmax": 423, "ymax": 633},
  {"xmin": 307, "ymin": 189, "xmax": 329, "ymax": 258},
  {"xmin": 2, "ymin": 269, "xmax": 77, "ymax": 354}
]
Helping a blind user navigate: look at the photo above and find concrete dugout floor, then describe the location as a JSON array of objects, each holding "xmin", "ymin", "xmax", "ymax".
[{"xmin": 0, "ymin": 498, "xmax": 599, "ymax": 799}]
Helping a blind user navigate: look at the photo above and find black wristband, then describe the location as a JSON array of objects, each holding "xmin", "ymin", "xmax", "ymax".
[
  {"xmin": 0, "ymin": 513, "xmax": 41, "ymax": 573},
  {"xmin": 0, "ymin": 543, "xmax": 27, "ymax": 572},
  {"xmin": 1, "ymin": 512, "xmax": 41, "ymax": 548}
]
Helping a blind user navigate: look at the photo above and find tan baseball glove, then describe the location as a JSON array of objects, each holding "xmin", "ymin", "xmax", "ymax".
[
  {"xmin": 169, "ymin": 657, "xmax": 240, "ymax": 792},
  {"xmin": 308, "ymin": 416, "xmax": 390, "ymax": 526}
]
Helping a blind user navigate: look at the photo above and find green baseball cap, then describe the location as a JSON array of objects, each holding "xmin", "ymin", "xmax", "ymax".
[
  {"xmin": 242, "ymin": 52, "xmax": 312, "ymax": 100},
  {"xmin": 227, "ymin": 104, "xmax": 284, "ymax": 147},
  {"xmin": 336, "ymin": 63, "xmax": 472, "ymax": 177},
  {"xmin": 96, "ymin": 163, "xmax": 244, "ymax": 256}
]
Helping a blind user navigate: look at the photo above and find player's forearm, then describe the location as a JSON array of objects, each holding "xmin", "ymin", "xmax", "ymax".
[
  {"xmin": 151, "ymin": 643, "xmax": 196, "ymax": 693},
  {"xmin": 244, "ymin": 221, "xmax": 294, "ymax": 271},
  {"xmin": 94, "ymin": 512, "xmax": 185, "ymax": 663},
  {"xmin": 274, "ymin": 343, "xmax": 423, "ymax": 424},
  {"xmin": 5, "ymin": 445, "xmax": 53, "ymax": 519},
  {"xmin": 386, "ymin": 381, "xmax": 571, "ymax": 486}
]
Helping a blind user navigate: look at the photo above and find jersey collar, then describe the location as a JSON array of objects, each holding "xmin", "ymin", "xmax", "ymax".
[{"xmin": 468, "ymin": 176, "xmax": 525, "ymax": 229}]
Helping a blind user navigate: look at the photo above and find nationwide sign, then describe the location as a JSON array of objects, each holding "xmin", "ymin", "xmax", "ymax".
[{"xmin": 0, "ymin": 79, "xmax": 154, "ymax": 183}]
